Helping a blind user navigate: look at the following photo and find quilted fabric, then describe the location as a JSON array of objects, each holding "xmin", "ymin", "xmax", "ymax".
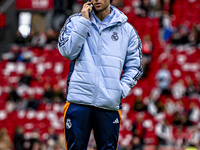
[{"xmin": 58, "ymin": 5, "xmax": 143, "ymax": 111}]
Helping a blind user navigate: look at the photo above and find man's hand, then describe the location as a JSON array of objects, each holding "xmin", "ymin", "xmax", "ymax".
[{"xmin": 81, "ymin": 2, "xmax": 93, "ymax": 21}]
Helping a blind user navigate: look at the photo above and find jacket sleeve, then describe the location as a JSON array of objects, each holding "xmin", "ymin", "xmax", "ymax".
[
  {"xmin": 120, "ymin": 28, "xmax": 143, "ymax": 99},
  {"xmin": 58, "ymin": 15, "xmax": 91, "ymax": 60}
]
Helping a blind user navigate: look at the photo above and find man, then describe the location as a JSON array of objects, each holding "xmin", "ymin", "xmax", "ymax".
[{"xmin": 58, "ymin": 0, "xmax": 143, "ymax": 149}]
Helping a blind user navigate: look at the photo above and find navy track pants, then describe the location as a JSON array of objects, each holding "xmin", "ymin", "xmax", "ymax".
[{"xmin": 63, "ymin": 102, "xmax": 121, "ymax": 150}]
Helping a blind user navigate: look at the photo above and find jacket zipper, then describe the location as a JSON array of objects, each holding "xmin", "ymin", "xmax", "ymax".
[
  {"xmin": 93, "ymin": 31, "xmax": 102, "ymax": 104},
  {"xmin": 92, "ymin": 23, "xmax": 121, "ymax": 104}
]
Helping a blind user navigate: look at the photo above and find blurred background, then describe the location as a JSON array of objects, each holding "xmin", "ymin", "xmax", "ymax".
[{"xmin": 0, "ymin": 0, "xmax": 200, "ymax": 150}]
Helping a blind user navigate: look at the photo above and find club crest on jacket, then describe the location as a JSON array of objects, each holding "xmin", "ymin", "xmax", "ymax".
[{"xmin": 111, "ymin": 32, "xmax": 119, "ymax": 41}]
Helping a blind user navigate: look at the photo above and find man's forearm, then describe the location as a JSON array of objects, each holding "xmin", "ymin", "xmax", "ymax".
[{"xmin": 58, "ymin": 16, "xmax": 91, "ymax": 60}]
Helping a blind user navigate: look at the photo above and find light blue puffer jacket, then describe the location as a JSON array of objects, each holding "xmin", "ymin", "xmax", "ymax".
[{"xmin": 58, "ymin": 5, "xmax": 143, "ymax": 111}]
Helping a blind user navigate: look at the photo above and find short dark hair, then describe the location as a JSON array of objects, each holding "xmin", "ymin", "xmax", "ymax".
[{"xmin": 110, "ymin": 0, "xmax": 113, "ymax": 3}]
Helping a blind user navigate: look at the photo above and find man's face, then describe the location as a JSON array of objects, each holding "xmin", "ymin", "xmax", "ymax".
[{"xmin": 91, "ymin": 0, "xmax": 110, "ymax": 13}]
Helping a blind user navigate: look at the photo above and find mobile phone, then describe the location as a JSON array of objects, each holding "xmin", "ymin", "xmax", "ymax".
[
  {"xmin": 88, "ymin": 0, "xmax": 93, "ymax": 8},
  {"xmin": 88, "ymin": 0, "xmax": 93, "ymax": 15}
]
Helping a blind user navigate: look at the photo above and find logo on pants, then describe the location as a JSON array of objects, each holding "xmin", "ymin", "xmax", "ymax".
[
  {"xmin": 66, "ymin": 118, "xmax": 72, "ymax": 129},
  {"xmin": 113, "ymin": 118, "xmax": 119, "ymax": 124}
]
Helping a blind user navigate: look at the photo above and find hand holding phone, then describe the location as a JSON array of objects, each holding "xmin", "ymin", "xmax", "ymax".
[{"xmin": 81, "ymin": 1, "xmax": 93, "ymax": 21}]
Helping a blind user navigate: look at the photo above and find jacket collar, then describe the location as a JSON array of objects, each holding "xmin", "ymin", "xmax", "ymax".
[{"xmin": 90, "ymin": 5, "xmax": 127, "ymax": 29}]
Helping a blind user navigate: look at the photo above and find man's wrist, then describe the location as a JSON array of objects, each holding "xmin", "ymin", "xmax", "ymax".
[{"xmin": 121, "ymin": 82, "xmax": 131, "ymax": 99}]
